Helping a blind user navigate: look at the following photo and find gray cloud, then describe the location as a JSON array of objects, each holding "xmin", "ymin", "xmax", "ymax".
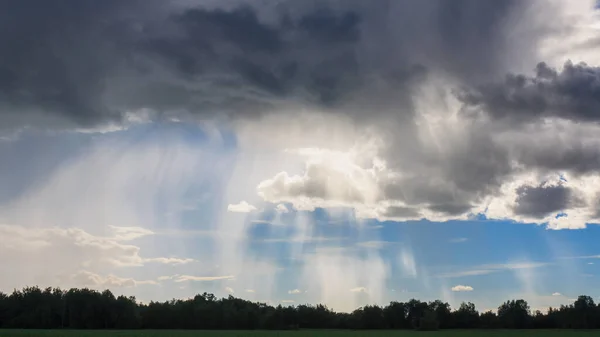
[
  {"xmin": 380, "ymin": 129, "xmax": 513, "ymax": 215},
  {"xmin": 381, "ymin": 206, "xmax": 421, "ymax": 219},
  {"xmin": 4, "ymin": 0, "xmax": 597, "ymax": 226},
  {"xmin": 0, "ymin": 0, "xmax": 151, "ymax": 129},
  {"xmin": 0, "ymin": 0, "xmax": 542, "ymax": 131},
  {"xmin": 460, "ymin": 61, "xmax": 600, "ymax": 124},
  {"xmin": 382, "ymin": 179, "xmax": 476, "ymax": 216},
  {"xmin": 140, "ymin": 5, "xmax": 369, "ymax": 111},
  {"xmin": 594, "ymin": 194, "xmax": 600, "ymax": 219},
  {"xmin": 516, "ymin": 138, "xmax": 600, "ymax": 175},
  {"xmin": 513, "ymin": 183, "xmax": 580, "ymax": 218}
]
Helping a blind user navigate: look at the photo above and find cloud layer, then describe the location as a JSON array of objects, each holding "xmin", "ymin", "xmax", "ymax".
[
  {"xmin": 0, "ymin": 0, "xmax": 548, "ymax": 130},
  {"xmin": 3, "ymin": 0, "xmax": 600, "ymax": 229}
]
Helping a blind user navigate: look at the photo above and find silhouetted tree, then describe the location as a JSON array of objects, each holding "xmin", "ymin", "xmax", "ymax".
[
  {"xmin": 361, "ymin": 305, "xmax": 385, "ymax": 329},
  {"xmin": 383, "ymin": 301, "xmax": 408, "ymax": 329},
  {"xmin": 573, "ymin": 295, "xmax": 596, "ymax": 329},
  {"xmin": 418, "ymin": 310, "xmax": 439, "ymax": 331},
  {"xmin": 405, "ymin": 299, "xmax": 429, "ymax": 329},
  {"xmin": 453, "ymin": 302, "xmax": 479, "ymax": 329},
  {"xmin": 1, "ymin": 286, "xmax": 600, "ymax": 330},
  {"xmin": 428, "ymin": 300, "xmax": 451, "ymax": 328},
  {"xmin": 497, "ymin": 299, "xmax": 530, "ymax": 329}
]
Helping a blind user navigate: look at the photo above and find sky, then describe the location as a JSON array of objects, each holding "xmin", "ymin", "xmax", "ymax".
[{"xmin": 2, "ymin": 0, "xmax": 600, "ymax": 313}]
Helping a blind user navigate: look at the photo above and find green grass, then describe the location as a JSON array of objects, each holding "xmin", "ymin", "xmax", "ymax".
[{"xmin": 2, "ymin": 330, "xmax": 600, "ymax": 337}]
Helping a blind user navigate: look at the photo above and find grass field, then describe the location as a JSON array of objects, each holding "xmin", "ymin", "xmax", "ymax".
[{"xmin": 2, "ymin": 330, "xmax": 600, "ymax": 337}]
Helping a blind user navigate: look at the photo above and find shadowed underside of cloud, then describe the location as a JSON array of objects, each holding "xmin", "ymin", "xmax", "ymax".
[
  {"xmin": 2, "ymin": 0, "xmax": 600, "ymax": 229},
  {"xmin": 460, "ymin": 61, "xmax": 600, "ymax": 125},
  {"xmin": 513, "ymin": 183, "xmax": 581, "ymax": 218},
  {"xmin": 0, "ymin": 0, "xmax": 539, "ymax": 131}
]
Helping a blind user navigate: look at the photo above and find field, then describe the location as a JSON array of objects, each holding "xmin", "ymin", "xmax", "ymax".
[{"xmin": 2, "ymin": 330, "xmax": 600, "ymax": 337}]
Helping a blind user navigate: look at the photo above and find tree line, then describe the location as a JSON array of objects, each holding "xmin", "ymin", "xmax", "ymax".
[{"xmin": 1, "ymin": 286, "xmax": 599, "ymax": 330}]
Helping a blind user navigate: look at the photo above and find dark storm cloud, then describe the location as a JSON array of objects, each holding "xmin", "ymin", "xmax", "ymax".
[
  {"xmin": 380, "ymin": 127, "xmax": 514, "ymax": 216},
  {"xmin": 594, "ymin": 194, "xmax": 600, "ymax": 219},
  {"xmin": 4, "ymin": 0, "xmax": 597, "ymax": 225},
  {"xmin": 434, "ymin": 0, "xmax": 518, "ymax": 82},
  {"xmin": 0, "ymin": 0, "xmax": 121, "ymax": 126},
  {"xmin": 142, "ymin": 5, "xmax": 365, "ymax": 108},
  {"xmin": 0, "ymin": 0, "xmax": 371, "ymax": 128},
  {"xmin": 0, "ymin": 0, "xmax": 175, "ymax": 128},
  {"xmin": 429, "ymin": 203, "xmax": 475, "ymax": 216},
  {"xmin": 0, "ymin": 0, "xmax": 534, "ymax": 130},
  {"xmin": 382, "ymin": 180, "xmax": 476, "ymax": 216},
  {"xmin": 460, "ymin": 61, "xmax": 600, "ymax": 124},
  {"xmin": 381, "ymin": 206, "xmax": 421, "ymax": 219},
  {"xmin": 516, "ymin": 140, "xmax": 600, "ymax": 175},
  {"xmin": 513, "ymin": 183, "xmax": 581, "ymax": 218}
]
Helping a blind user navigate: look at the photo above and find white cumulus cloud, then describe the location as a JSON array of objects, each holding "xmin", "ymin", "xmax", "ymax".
[
  {"xmin": 451, "ymin": 285, "xmax": 474, "ymax": 292},
  {"xmin": 227, "ymin": 201, "xmax": 257, "ymax": 213}
]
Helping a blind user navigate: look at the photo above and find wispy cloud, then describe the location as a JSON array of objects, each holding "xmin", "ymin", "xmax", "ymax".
[
  {"xmin": 249, "ymin": 220, "xmax": 286, "ymax": 227},
  {"xmin": 0, "ymin": 224, "xmax": 195, "ymax": 269},
  {"xmin": 438, "ymin": 262, "xmax": 550, "ymax": 278},
  {"xmin": 306, "ymin": 246, "xmax": 351, "ymax": 256},
  {"xmin": 257, "ymin": 236, "xmax": 344, "ymax": 243},
  {"xmin": 356, "ymin": 241, "xmax": 394, "ymax": 249},
  {"xmin": 144, "ymin": 257, "xmax": 195, "ymax": 265},
  {"xmin": 173, "ymin": 275, "xmax": 235, "ymax": 283},
  {"xmin": 564, "ymin": 254, "xmax": 600, "ymax": 260},
  {"xmin": 480, "ymin": 262, "xmax": 550, "ymax": 270},
  {"xmin": 70, "ymin": 271, "xmax": 158, "ymax": 288},
  {"xmin": 449, "ymin": 237, "xmax": 468, "ymax": 243},
  {"xmin": 288, "ymin": 289, "xmax": 301, "ymax": 294},
  {"xmin": 155, "ymin": 229, "xmax": 241, "ymax": 240},
  {"xmin": 350, "ymin": 287, "xmax": 368, "ymax": 293},
  {"xmin": 109, "ymin": 226, "xmax": 155, "ymax": 241},
  {"xmin": 552, "ymin": 292, "xmax": 562, "ymax": 296},
  {"xmin": 439, "ymin": 269, "xmax": 495, "ymax": 278},
  {"xmin": 367, "ymin": 225, "xmax": 384, "ymax": 229}
]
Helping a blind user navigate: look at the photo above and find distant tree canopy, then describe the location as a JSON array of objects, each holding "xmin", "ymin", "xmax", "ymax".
[{"xmin": 0, "ymin": 286, "xmax": 599, "ymax": 330}]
